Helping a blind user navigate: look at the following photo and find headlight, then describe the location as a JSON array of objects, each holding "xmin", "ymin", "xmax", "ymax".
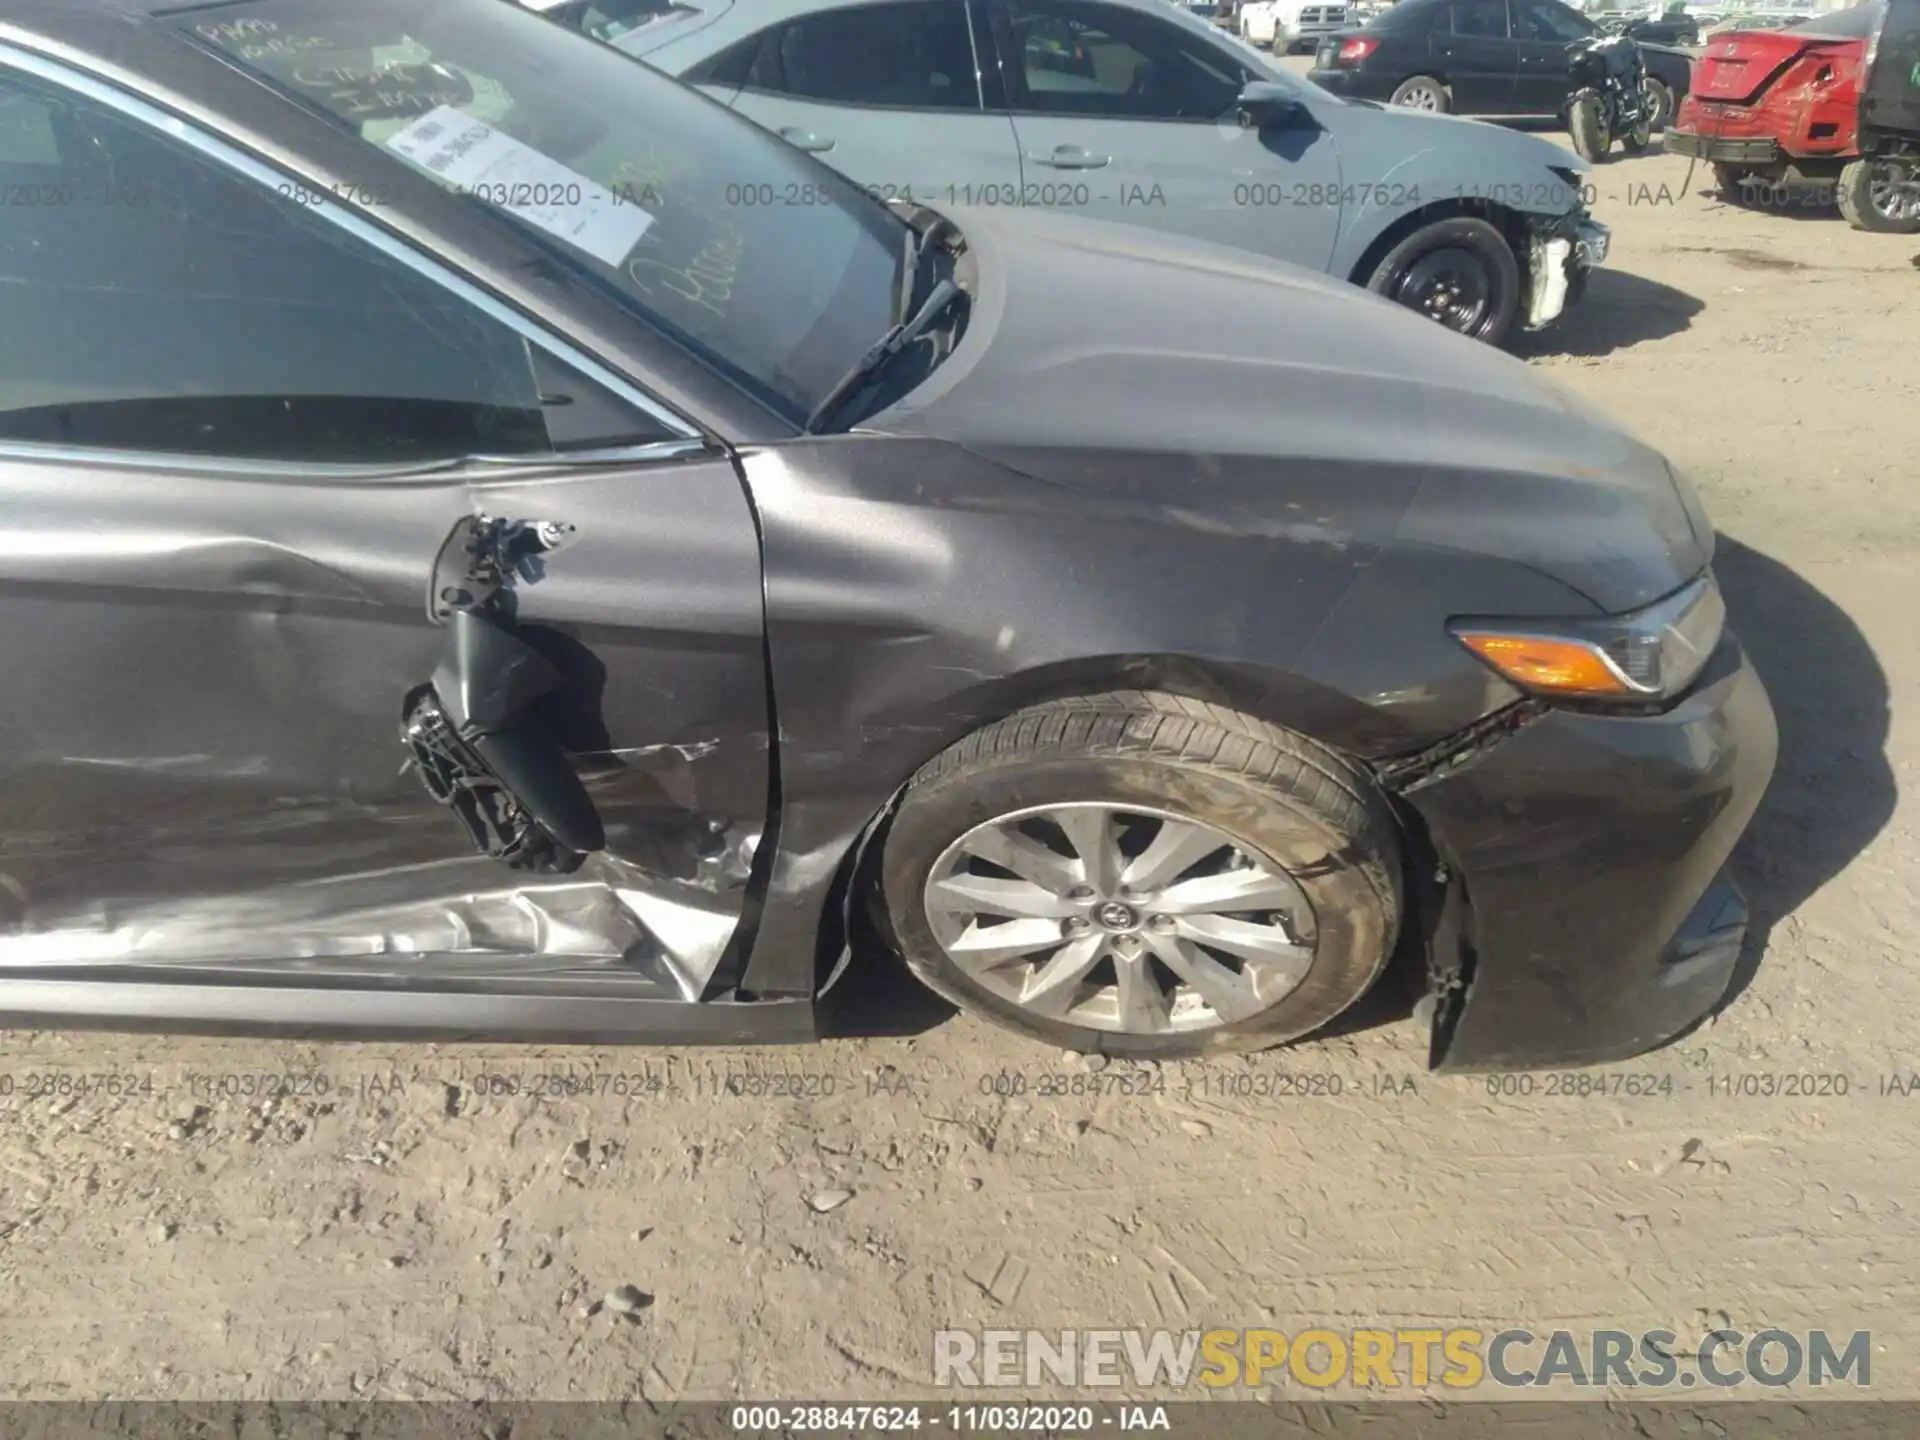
[{"xmin": 1450, "ymin": 573, "xmax": 1726, "ymax": 702}]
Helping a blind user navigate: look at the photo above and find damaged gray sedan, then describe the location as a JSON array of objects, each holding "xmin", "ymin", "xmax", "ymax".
[{"xmin": 0, "ymin": 0, "xmax": 1773, "ymax": 1068}]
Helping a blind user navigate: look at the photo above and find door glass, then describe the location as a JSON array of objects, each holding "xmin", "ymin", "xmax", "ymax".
[
  {"xmin": 1517, "ymin": 0, "xmax": 1595, "ymax": 40},
  {"xmin": 1002, "ymin": 0, "xmax": 1251, "ymax": 119},
  {"xmin": 767, "ymin": 2, "xmax": 982, "ymax": 110},
  {"xmin": 577, "ymin": 0, "xmax": 688, "ymax": 41},
  {"xmin": 0, "ymin": 70, "xmax": 675, "ymax": 463},
  {"xmin": 1450, "ymin": 0, "xmax": 1512, "ymax": 35},
  {"xmin": 683, "ymin": 33, "xmax": 764, "ymax": 86}
]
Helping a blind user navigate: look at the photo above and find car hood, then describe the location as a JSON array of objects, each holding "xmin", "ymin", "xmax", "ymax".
[{"xmin": 867, "ymin": 204, "xmax": 1711, "ymax": 614}]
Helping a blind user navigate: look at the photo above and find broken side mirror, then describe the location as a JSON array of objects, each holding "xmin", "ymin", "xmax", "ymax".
[
  {"xmin": 427, "ymin": 513, "xmax": 579, "ymax": 624},
  {"xmin": 1237, "ymin": 81, "xmax": 1313, "ymax": 130},
  {"xmin": 407, "ymin": 514, "xmax": 603, "ymax": 872}
]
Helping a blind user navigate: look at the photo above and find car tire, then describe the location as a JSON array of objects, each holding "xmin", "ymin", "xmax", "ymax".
[
  {"xmin": 1568, "ymin": 96, "xmax": 1611, "ymax": 162},
  {"xmin": 1389, "ymin": 76, "xmax": 1449, "ymax": 112},
  {"xmin": 1363, "ymin": 216, "xmax": 1522, "ymax": 345},
  {"xmin": 1711, "ymin": 163, "xmax": 1751, "ymax": 201},
  {"xmin": 1641, "ymin": 77, "xmax": 1674, "ymax": 132},
  {"xmin": 1837, "ymin": 157, "xmax": 1920, "ymax": 234},
  {"xmin": 868, "ymin": 692, "xmax": 1403, "ymax": 1059}
]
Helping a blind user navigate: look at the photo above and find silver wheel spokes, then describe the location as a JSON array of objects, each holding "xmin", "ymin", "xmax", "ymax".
[
  {"xmin": 924, "ymin": 803, "xmax": 1318, "ymax": 1035},
  {"xmin": 1869, "ymin": 164, "xmax": 1920, "ymax": 222}
]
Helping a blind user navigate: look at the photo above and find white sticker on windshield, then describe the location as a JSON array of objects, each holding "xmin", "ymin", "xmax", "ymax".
[{"xmin": 385, "ymin": 104, "xmax": 654, "ymax": 267}]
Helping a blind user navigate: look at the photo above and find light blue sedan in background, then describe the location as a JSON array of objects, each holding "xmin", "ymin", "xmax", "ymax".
[{"xmin": 530, "ymin": 0, "xmax": 1611, "ymax": 343}]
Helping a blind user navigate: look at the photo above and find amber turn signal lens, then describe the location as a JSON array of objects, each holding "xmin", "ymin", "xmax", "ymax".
[{"xmin": 1454, "ymin": 632, "xmax": 1632, "ymax": 697}]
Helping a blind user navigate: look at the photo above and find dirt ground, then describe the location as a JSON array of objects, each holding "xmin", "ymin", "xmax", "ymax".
[{"xmin": 2, "ymin": 111, "xmax": 1917, "ymax": 1409}]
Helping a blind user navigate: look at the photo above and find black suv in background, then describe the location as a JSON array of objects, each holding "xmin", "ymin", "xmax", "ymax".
[{"xmin": 1309, "ymin": 0, "xmax": 1692, "ymax": 124}]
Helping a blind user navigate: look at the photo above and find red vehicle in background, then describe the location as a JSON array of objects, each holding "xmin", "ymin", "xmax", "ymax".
[{"xmin": 1668, "ymin": 3, "xmax": 1918, "ymax": 230}]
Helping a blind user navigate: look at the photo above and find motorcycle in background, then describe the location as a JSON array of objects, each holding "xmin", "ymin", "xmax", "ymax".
[{"xmin": 1565, "ymin": 32, "xmax": 1656, "ymax": 161}]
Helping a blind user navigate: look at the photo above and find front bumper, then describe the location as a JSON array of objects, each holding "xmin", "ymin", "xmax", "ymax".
[
  {"xmin": 1523, "ymin": 214, "xmax": 1608, "ymax": 329},
  {"xmin": 1283, "ymin": 19, "xmax": 1352, "ymax": 43},
  {"xmin": 1408, "ymin": 633, "xmax": 1779, "ymax": 1071}
]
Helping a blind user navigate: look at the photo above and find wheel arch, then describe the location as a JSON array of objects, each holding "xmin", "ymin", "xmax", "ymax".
[
  {"xmin": 1345, "ymin": 197, "xmax": 1534, "ymax": 290},
  {"xmin": 807, "ymin": 653, "xmax": 1420, "ymax": 996}
]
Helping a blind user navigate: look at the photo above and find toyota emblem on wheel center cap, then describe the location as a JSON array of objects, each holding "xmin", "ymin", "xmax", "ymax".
[{"xmin": 1095, "ymin": 901, "xmax": 1140, "ymax": 932}]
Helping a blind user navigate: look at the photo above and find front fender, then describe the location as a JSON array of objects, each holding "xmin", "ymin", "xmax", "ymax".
[
  {"xmin": 1320, "ymin": 110, "xmax": 1591, "ymax": 278},
  {"xmin": 731, "ymin": 434, "xmax": 1604, "ymax": 998}
]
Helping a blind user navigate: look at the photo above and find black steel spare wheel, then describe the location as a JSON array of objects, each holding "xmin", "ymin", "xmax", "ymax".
[
  {"xmin": 1365, "ymin": 216, "xmax": 1522, "ymax": 344},
  {"xmin": 868, "ymin": 692, "xmax": 1403, "ymax": 1058}
]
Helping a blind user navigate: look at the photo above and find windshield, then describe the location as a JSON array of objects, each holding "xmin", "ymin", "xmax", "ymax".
[
  {"xmin": 173, "ymin": 0, "xmax": 906, "ymax": 425},
  {"xmin": 1786, "ymin": 2, "xmax": 1881, "ymax": 36}
]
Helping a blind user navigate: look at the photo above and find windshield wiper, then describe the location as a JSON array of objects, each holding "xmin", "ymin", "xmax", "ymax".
[
  {"xmin": 890, "ymin": 207, "xmax": 960, "ymax": 324},
  {"xmin": 804, "ymin": 277, "xmax": 965, "ymax": 435}
]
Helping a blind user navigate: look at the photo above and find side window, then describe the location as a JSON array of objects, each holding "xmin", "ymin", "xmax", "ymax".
[
  {"xmin": 533, "ymin": 0, "xmax": 686, "ymax": 40},
  {"xmin": 578, "ymin": 0, "xmax": 685, "ymax": 41},
  {"xmin": 683, "ymin": 34, "xmax": 765, "ymax": 87},
  {"xmin": 0, "ymin": 70, "xmax": 676, "ymax": 464},
  {"xmin": 1000, "ymin": 0, "xmax": 1251, "ymax": 120},
  {"xmin": 1516, "ymin": 0, "xmax": 1592, "ymax": 40},
  {"xmin": 756, "ymin": 2, "xmax": 982, "ymax": 111},
  {"xmin": 1450, "ymin": 0, "xmax": 1512, "ymax": 36}
]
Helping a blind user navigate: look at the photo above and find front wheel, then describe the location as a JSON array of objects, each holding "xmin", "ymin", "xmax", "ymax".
[
  {"xmin": 869, "ymin": 693, "xmax": 1403, "ymax": 1059},
  {"xmin": 1641, "ymin": 77, "xmax": 1674, "ymax": 131},
  {"xmin": 1836, "ymin": 157, "xmax": 1920, "ymax": 234},
  {"xmin": 1363, "ymin": 215, "xmax": 1523, "ymax": 345},
  {"xmin": 1569, "ymin": 94, "xmax": 1611, "ymax": 163}
]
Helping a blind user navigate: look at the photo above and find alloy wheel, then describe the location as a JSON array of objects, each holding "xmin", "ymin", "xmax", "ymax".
[
  {"xmin": 1868, "ymin": 162, "xmax": 1920, "ymax": 226},
  {"xmin": 923, "ymin": 802, "xmax": 1318, "ymax": 1035}
]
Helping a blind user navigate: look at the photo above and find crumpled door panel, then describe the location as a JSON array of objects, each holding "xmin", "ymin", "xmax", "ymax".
[{"xmin": 0, "ymin": 449, "xmax": 770, "ymax": 999}]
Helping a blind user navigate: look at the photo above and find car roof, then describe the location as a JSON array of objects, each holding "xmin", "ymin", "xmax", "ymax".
[
  {"xmin": 624, "ymin": 0, "xmax": 1281, "ymax": 56},
  {"xmin": 0, "ymin": 0, "xmax": 223, "ymax": 66}
]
